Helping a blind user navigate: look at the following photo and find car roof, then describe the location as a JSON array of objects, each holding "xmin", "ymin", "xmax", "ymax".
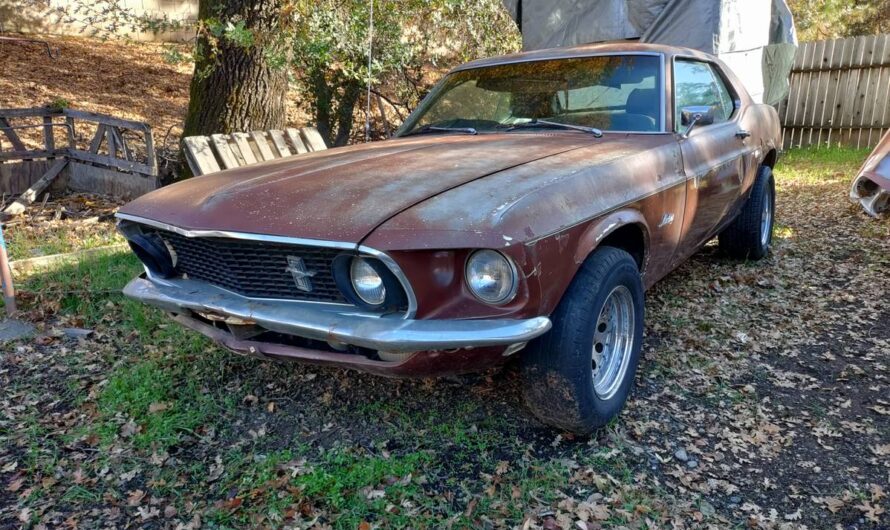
[{"xmin": 451, "ymin": 41, "xmax": 716, "ymax": 73}]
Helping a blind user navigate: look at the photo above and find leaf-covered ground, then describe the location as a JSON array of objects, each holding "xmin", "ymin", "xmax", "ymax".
[
  {"xmin": 1, "ymin": 194, "xmax": 125, "ymax": 261},
  {"xmin": 1, "ymin": 149, "xmax": 888, "ymax": 529}
]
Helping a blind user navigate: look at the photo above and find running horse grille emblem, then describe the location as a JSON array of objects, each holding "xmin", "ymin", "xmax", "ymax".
[{"xmin": 285, "ymin": 256, "xmax": 317, "ymax": 293}]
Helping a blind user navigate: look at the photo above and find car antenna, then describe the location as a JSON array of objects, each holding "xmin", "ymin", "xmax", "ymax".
[{"xmin": 364, "ymin": 0, "xmax": 375, "ymax": 143}]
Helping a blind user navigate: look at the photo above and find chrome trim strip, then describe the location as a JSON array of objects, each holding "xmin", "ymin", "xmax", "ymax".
[
  {"xmin": 116, "ymin": 213, "xmax": 419, "ymax": 319},
  {"xmin": 357, "ymin": 245, "xmax": 419, "ymax": 318},
  {"xmin": 116, "ymin": 213, "xmax": 357, "ymax": 250},
  {"xmin": 123, "ymin": 276, "xmax": 551, "ymax": 353}
]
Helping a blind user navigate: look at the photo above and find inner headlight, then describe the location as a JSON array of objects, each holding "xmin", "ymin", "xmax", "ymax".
[
  {"xmin": 350, "ymin": 258, "xmax": 386, "ymax": 305},
  {"xmin": 465, "ymin": 250, "xmax": 517, "ymax": 305}
]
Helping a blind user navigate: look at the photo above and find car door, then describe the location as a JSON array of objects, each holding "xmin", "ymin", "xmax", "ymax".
[{"xmin": 672, "ymin": 59, "xmax": 748, "ymax": 259}]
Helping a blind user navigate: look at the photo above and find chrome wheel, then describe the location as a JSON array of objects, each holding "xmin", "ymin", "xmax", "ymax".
[
  {"xmin": 592, "ymin": 285, "xmax": 635, "ymax": 400},
  {"xmin": 760, "ymin": 186, "xmax": 773, "ymax": 247}
]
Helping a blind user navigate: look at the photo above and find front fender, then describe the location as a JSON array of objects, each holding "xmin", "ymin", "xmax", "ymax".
[{"xmin": 572, "ymin": 209, "xmax": 651, "ymax": 269}]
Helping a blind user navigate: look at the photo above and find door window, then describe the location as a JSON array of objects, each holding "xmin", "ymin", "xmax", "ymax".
[{"xmin": 673, "ymin": 60, "xmax": 735, "ymax": 132}]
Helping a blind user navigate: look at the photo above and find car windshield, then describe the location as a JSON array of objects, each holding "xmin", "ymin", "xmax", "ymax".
[{"xmin": 399, "ymin": 54, "xmax": 663, "ymax": 135}]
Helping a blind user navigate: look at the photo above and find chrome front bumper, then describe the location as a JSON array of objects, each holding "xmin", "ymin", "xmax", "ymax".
[{"xmin": 123, "ymin": 276, "xmax": 552, "ymax": 353}]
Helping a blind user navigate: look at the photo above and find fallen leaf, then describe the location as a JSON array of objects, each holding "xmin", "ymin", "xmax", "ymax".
[
  {"xmin": 148, "ymin": 402, "xmax": 169, "ymax": 413},
  {"xmin": 823, "ymin": 497, "xmax": 844, "ymax": 513},
  {"xmin": 6, "ymin": 478, "xmax": 24, "ymax": 492},
  {"xmin": 127, "ymin": 489, "xmax": 146, "ymax": 507}
]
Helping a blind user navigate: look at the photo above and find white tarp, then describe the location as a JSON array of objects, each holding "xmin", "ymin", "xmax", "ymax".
[{"xmin": 501, "ymin": 0, "xmax": 797, "ymax": 105}]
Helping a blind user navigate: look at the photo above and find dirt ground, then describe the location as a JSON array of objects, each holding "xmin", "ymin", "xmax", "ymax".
[
  {"xmin": 0, "ymin": 35, "xmax": 191, "ymax": 153},
  {"xmin": 0, "ymin": 34, "xmax": 312, "ymax": 165}
]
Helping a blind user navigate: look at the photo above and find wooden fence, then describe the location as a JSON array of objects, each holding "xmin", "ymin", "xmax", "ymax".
[{"xmin": 781, "ymin": 34, "xmax": 890, "ymax": 150}]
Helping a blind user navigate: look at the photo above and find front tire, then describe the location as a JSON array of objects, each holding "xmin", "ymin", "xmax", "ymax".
[
  {"xmin": 521, "ymin": 247, "xmax": 644, "ymax": 435},
  {"xmin": 719, "ymin": 165, "xmax": 775, "ymax": 260}
]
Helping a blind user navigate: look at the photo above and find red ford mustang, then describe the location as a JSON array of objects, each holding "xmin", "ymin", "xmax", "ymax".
[{"xmin": 118, "ymin": 43, "xmax": 781, "ymax": 434}]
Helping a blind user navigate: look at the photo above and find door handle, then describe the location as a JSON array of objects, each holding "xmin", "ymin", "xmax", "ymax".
[{"xmin": 735, "ymin": 130, "xmax": 751, "ymax": 139}]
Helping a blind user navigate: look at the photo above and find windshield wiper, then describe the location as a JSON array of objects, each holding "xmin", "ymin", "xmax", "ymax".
[
  {"xmin": 403, "ymin": 125, "xmax": 478, "ymax": 136},
  {"xmin": 505, "ymin": 119, "xmax": 603, "ymax": 137}
]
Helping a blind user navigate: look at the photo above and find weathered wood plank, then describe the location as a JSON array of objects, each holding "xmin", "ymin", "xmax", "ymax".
[
  {"xmin": 141, "ymin": 127, "xmax": 156, "ymax": 176},
  {"xmin": 210, "ymin": 134, "xmax": 241, "ymax": 169},
  {"xmin": 285, "ymin": 128, "xmax": 309, "ymax": 154},
  {"xmin": 69, "ymin": 150, "xmax": 156, "ymax": 176},
  {"xmin": 0, "ymin": 150, "xmax": 65, "ymax": 162},
  {"xmin": 250, "ymin": 131, "xmax": 276, "ymax": 161},
  {"xmin": 65, "ymin": 116, "xmax": 75, "ymax": 149},
  {"xmin": 268, "ymin": 130, "xmax": 292, "ymax": 157},
  {"xmin": 3, "ymin": 159, "xmax": 68, "ymax": 216},
  {"xmin": 824, "ymin": 37, "xmax": 848, "ymax": 146},
  {"xmin": 88, "ymin": 124, "xmax": 107, "ymax": 154},
  {"xmin": 0, "ymin": 108, "xmax": 60, "ymax": 119},
  {"xmin": 231, "ymin": 133, "xmax": 258, "ymax": 164},
  {"xmin": 857, "ymin": 35, "xmax": 881, "ymax": 147},
  {"xmin": 300, "ymin": 127, "xmax": 327, "ymax": 152},
  {"xmin": 43, "ymin": 115, "xmax": 55, "ymax": 152},
  {"xmin": 68, "ymin": 162, "xmax": 157, "ymax": 199},
  {"xmin": 182, "ymin": 136, "xmax": 220, "ymax": 176},
  {"xmin": 63, "ymin": 109, "xmax": 150, "ymax": 132},
  {"xmin": 0, "ymin": 160, "xmax": 59, "ymax": 195},
  {"xmin": 0, "ymin": 117, "xmax": 27, "ymax": 152},
  {"xmin": 106, "ymin": 126, "xmax": 118, "ymax": 158}
]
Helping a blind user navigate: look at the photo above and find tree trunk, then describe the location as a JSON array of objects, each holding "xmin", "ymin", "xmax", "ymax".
[
  {"xmin": 310, "ymin": 71, "xmax": 362, "ymax": 148},
  {"xmin": 181, "ymin": 0, "xmax": 289, "ymax": 175}
]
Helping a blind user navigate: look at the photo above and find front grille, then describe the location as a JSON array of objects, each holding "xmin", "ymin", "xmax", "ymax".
[{"xmin": 146, "ymin": 228, "xmax": 348, "ymax": 303}]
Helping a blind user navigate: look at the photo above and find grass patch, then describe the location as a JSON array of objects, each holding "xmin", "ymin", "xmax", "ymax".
[
  {"xmin": 8, "ymin": 249, "xmax": 142, "ymax": 322},
  {"xmin": 207, "ymin": 447, "xmax": 434, "ymax": 528},
  {"xmin": 96, "ymin": 359, "xmax": 222, "ymax": 451},
  {"xmin": 775, "ymin": 147, "xmax": 869, "ymax": 185},
  {"xmin": 5, "ymin": 228, "xmax": 124, "ymax": 262}
]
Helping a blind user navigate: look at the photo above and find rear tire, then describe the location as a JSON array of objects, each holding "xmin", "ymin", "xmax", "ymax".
[
  {"xmin": 719, "ymin": 165, "xmax": 775, "ymax": 260},
  {"xmin": 520, "ymin": 247, "xmax": 644, "ymax": 435}
]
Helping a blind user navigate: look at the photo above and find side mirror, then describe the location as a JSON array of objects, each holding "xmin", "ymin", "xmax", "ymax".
[{"xmin": 680, "ymin": 105, "xmax": 716, "ymax": 137}]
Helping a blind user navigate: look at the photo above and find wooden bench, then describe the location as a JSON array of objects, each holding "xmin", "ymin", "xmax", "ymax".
[{"xmin": 183, "ymin": 127, "xmax": 327, "ymax": 177}]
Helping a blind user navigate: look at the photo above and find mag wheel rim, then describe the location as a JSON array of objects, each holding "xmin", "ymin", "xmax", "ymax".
[
  {"xmin": 592, "ymin": 285, "xmax": 635, "ymax": 400},
  {"xmin": 761, "ymin": 187, "xmax": 773, "ymax": 247}
]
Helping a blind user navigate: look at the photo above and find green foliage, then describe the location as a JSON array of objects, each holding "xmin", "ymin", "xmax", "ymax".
[
  {"xmin": 161, "ymin": 45, "xmax": 191, "ymax": 66},
  {"xmin": 47, "ymin": 97, "xmax": 70, "ymax": 111},
  {"xmin": 788, "ymin": 0, "xmax": 890, "ymax": 41},
  {"xmin": 291, "ymin": 0, "xmax": 521, "ymax": 146}
]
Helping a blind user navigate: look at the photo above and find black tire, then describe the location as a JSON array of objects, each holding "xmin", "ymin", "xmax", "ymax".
[
  {"xmin": 719, "ymin": 165, "xmax": 775, "ymax": 260},
  {"xmin": 520, "ymin": 247, "xmax": 644, "ymax": 435}
]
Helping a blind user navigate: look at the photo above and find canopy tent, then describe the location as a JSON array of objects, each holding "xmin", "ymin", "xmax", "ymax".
[{"xmin": 500, "ymin": 0, "xmax": 797, "ymax": 105}]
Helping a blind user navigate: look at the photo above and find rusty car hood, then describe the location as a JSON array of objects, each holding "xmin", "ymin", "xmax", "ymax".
[{"xmin": 119, "ymin": 134, "xmax": 600, "ymax": 243}]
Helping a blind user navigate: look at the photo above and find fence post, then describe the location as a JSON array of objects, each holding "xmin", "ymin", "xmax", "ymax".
[{"xmin": 0, "ymin": 223, "xmax": 16, "ymax": 316}]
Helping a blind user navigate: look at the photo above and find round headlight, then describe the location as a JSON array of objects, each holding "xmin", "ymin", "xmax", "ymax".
[
  {"xmin": 466, "ymin": 250, "xmax": 517, "ymax": 305},
  {"xmin": 350, "ymin": 258, "xmax": 386, "ymax": 305}
]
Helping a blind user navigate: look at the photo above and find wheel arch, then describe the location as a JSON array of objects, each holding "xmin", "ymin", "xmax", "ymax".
[
  {"xmin": 572, "ymin": 209, "xmax": 650, "ymax": 273},
  {"xmin": 762, "ymin": 148, "xmax": 779, "ymax": 169}
]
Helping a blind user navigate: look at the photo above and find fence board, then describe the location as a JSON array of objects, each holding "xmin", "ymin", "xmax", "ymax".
[{"xmin": 783, "ymin": 34, "xmax": 890, "ymax": 149}]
